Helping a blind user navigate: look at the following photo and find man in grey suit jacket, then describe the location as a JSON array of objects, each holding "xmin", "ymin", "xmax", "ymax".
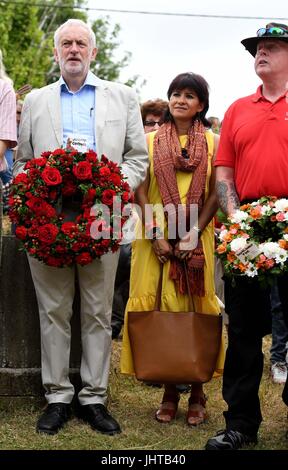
[{"xmin": 14, "ymin": 18, "xmax": 148, "ymax": 436}]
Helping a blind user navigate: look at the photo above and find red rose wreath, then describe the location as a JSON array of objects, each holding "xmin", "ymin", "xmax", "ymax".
[{"xmin": 9, "ymin": 148, "xmax": 133, "ymax": 267}]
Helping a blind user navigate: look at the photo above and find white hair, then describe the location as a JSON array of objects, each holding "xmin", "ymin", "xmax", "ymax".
[{"xmin": 54, "ymin": 19, "xmax": 96, "ymax": 49}]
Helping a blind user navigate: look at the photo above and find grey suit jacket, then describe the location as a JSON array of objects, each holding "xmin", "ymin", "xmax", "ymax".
[{"xmin": 14, "ymin": 75, "xmax": 148, "ymax": 190}]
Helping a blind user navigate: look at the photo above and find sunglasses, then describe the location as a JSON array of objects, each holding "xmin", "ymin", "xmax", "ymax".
[
  {"xmin": 257, "ymin": 26, "xmax": 288, "ymax": 37},
  {"xmin": 144, "ymin": 120, "xmax": 163, "ymax": 127}
]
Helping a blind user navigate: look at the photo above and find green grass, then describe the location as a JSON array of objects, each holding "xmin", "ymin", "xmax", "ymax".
[{"xmin": 0, "ymin": 336, "xmax": 287, "ymax": 450}]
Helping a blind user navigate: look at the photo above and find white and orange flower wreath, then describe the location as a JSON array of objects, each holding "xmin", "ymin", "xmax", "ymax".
[{"xmin": 216, "ymin": 196, "xmax": 288, "ymax": 283}]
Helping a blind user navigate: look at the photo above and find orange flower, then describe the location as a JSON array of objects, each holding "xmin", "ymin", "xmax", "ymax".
[
  {"xmin": 249, "ymin": 207, "xmax": 262, "ymax": 219},
  {"xmin": 238, "ymin": 262, "xmax": 247, "ymax": 272},
  {"xmin": 255, "ymin": 254, "xmax": 267, "ymax": 268},
  {"xmin": 278, "ymin": 239, "xmax": 288, "ymax": 250},
  {"xmin": 227, "ymin": 252, "xmax": 236, "ymax": 262},
  {"xmin": 230, "ymin": 223, "xmax": 240, "ymax": 230},
  {"xmin": 223, "ymin": 232, "xmax": 233, "ymax": 242},
  {"xmin": 216, "ymin": 243, "xmax": 227, "ymax": 254}
]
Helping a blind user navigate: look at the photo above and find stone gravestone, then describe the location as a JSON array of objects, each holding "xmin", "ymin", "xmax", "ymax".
[{"xmin": 0, "ymin": 235, "xmax": 81, "ymax": 397}]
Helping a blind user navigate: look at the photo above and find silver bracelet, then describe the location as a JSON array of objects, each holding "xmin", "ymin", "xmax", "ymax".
[{"xmin": 192, "ymin": 225, "xmax": 202, "ymax": 236}]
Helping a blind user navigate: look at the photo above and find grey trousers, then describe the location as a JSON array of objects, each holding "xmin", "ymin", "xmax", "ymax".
[{"xmin": 28, "ymin": 252, "xmax": 119, "ymax": 405}]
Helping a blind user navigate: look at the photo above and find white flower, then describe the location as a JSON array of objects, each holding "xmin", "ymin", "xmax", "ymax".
[
  {"xmin": 275, "ymin": 253, "xmax": 288, "ymax": 265},
  {"xmin": 260, "ymin": 204, "xmax": 271, "ymax": 215},
  {"xmin": 219, "ymin": 229, "xmax": 228, "ymax": 241},
  {"xmin": 239, "ymin": 222, "xmax": 251, "ymax": 231},
  {"xmin": 273, "ymin": 199, "xmax": 288, "ymax": 213},
  {"xmin": 246, "ymin": 263, "xmax": 258, "ymax": 277},
  {"xmin": 283, "ymin": 234, "xmax": 288, "ymax": 241},
  {"xmin": 230, "ymin": 237, "xmax": 248, "ymax": 253},
  {"xmin": 230, "ymin": 210, "xmax": 249, "ymax": 224},
  {"xmin": 260, "ymin": 242, "xmax": 287, "ymax": 262}
]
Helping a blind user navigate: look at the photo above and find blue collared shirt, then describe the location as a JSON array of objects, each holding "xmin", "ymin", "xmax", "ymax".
[{"xmin": 60, "ymin": 71, "xmax": 100, "ymax": 151}]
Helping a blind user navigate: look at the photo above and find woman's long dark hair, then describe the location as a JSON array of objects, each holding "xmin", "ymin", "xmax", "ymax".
[{"xmin": 164, "ymin": 72, "xmax": 210, "ymax": 127}]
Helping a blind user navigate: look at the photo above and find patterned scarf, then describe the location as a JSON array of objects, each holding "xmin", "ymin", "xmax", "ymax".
[{"xmin": 153, "ymin": 120, "xmax": 208, "ymax": 297}]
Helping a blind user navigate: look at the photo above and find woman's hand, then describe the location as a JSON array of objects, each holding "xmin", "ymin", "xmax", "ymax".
[
  {"xmin": 174, "ymin": 229, "xmax": 199, "ymax": 260},
  {"xmin": 152, "ymin": 239, "xmax": 173, "ymax": 264}
]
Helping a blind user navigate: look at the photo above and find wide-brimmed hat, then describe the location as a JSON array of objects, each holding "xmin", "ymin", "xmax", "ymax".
[{"xmin": 241, "ymin": 22, "xmax": 288, "ymax": 57}]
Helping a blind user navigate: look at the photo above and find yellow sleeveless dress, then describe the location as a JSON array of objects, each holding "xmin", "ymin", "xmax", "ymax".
[{"xmin": 120, "ymin": 131, "xmax": 225, "ymax": 376}]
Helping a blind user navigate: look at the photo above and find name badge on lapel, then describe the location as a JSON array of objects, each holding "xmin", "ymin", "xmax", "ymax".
[{"xmin": 66, "ymin": 135, "xmax": 88, "ymax": 152}]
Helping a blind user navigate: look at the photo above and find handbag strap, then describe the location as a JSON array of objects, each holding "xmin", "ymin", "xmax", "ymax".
[
  {"xmin": 154, "ymin": 263, "xmax": 164, "ymax": 310},
  {"xmin": 154, "ymin": 261, "xmax": 196, "ymax": 312}
]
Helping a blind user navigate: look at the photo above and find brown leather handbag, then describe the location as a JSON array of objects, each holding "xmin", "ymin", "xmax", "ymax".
[{"xmin": 128, "ymin": 263, "xmax": 222, "ymax": 384}]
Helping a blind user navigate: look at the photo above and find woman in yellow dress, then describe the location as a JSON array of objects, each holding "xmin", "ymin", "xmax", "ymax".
[{"xmin": 121, "ymin": 72, "xmax": 224, "ymax": 426}]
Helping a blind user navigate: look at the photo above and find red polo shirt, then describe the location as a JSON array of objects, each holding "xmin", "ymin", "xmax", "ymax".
[{"xmin": 214, "ymin": 86, "xmax": 288, "ymax": 201}]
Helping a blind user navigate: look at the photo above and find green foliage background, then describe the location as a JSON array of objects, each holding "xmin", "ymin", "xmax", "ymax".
[{"xmin": 0, "ymin": 0, "xmax": 139, "ymax": 89}]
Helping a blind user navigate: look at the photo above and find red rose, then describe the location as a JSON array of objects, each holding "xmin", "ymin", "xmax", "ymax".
[
  {"xmin": 28, "ymin": 168, "xmax": 41, "ymax": 181},
  {"xmin": 59, "ymin": 154, "xmax": 74, "ymax": 166},
  {"xmin": 26, "ymin": 197, "xmax": 47, "ymax": 216},
  {"xmin": 38, "ymin": 224, "xmax": 59, "ymax": 244},
  {"xmin": 122, "ymin": 182, "xmax": 130, "ymax": 191},
  {"xmin": 33, "ymin": 157, "xmax": 47, "ymax": 167},
  {"xmin": 110, "ymin": 173, "xmax": 121, "ymax": 186},
  {"xmin": 99, "ymin": 167, "xmax": 111, "ymax": 177},
  {"xmin": 28, "ymin": 226, "xmax": 39, "ymax": 238},
  {"xmin": 73, "ymin": 161, "xmax": 92, "ymax": 180},
  {"xmin": 46, "ymin": 256, "xmax": 63, "ymax": 267},
  {"xmin": 122, "ymin": 191, "xmax": 130, "ymax": 203},
  {"xmin": 13, "ymin": 173, "xmax": 29, "ymax": 185},
  {"xmin": 83, "ymin": 188, "xmax": 96, "ymax": 205},
  {"xmin": 71, "ymin": 242, "xmax": 84, "ymax": 252},
  {"xmin": 42, "ymin": 167, "xmax": 62, "ymax": 186},
  {"xmin": 15, "ymin": 226, "xmax": 28, "ymax": 240},
  {"xmin": 25, "ymin": 158, "xmax": 47, "ymax": 170},
  {"xmin": 52, "ymin": 148, "xmax": 67, "ymax": 156},
  {"xmin": 61, "ymin": 222, "xmax": 77, "ymax": 236},
  {"xmin": 100, "ymin": 239, "xmax": 111, "ymax": 249},
  {"xmin": 86, "ymin": 150, "xmax": 98, "ymax": 163},
  {"xmin": 41, "ymin": 151, "xmax": 52, "ymax": 159},
  {"xmin": 75, "ymin": 252, "xmax": 93, "ymax": 265},
  {"xmin": 44, "ymin": 203, "xmax": 57, "ymax": 218},
  {"xmin": 55, "ymin": 245, "xmax": 67, "ymax": 254},
  {"xmin": 102, "ymin": 189, "xmax": 116, "ymax": 206}
]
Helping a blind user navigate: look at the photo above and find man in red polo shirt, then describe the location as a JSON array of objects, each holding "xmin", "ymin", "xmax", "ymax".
[{"xmin": 206, "ymin": 22, "xmax": 288, "ymax": 450}]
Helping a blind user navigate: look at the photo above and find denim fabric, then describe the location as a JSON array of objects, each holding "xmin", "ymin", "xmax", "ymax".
[
  {"xmin": 0, "ymin": 149, "xmax": 13, "ymax": 185},
  {"xmin": 270, "ymin": 284, "xmax": 288, "ymax": 364}
]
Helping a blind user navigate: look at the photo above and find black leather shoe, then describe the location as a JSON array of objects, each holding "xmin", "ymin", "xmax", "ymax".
[
  {"xmin": 205, "ymin": 429, "xmax": 257, "ymax": 450},
  {"xmin": 78, "ymin": 404, "xmax": 121, "ymax": 435},
  {"xmin": 36, "ymin": 403, "xmax": 71, "ymax": 435}
]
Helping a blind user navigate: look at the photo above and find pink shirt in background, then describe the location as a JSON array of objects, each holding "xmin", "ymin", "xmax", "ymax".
[{"xmin": 0, "ymin": 79, "xmax": 17, "ymax": 172}]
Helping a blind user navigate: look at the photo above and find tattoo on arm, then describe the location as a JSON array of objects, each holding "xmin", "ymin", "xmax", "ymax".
[{"xmin": 216, "ymin": 180, "xmax": 240, "ymax": 216}]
